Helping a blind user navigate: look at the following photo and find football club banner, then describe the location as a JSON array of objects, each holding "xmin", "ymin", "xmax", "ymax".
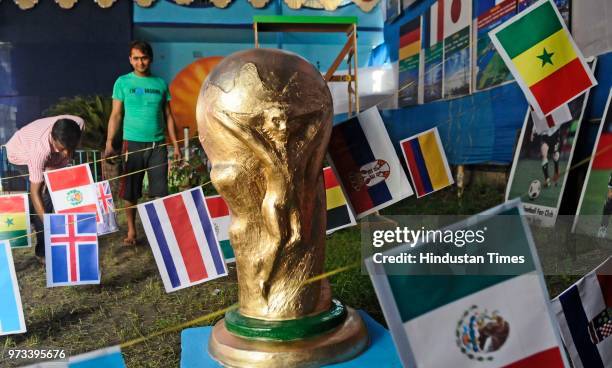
[
  {"xmin": 573, "ymin": 89, "xmax": 612, "ymax": 239},
  {"xmin": 0, "ymin": 194, "xmax": 31, "ymax": 248},
  {"xmin": 507, "ymin": 59, "xmax": 596, "ymax": 228},
  {"xmin": 422, "ymin": 0, "xmax": 444, "ymax": 102},
  {"xmin": 45, "ymin": 213, "xmax": 100, "ymax": 287},
  {"xmin": 398, "ymin": 17, "xmax": 421, "ymax": 107},
  {"xmin": 138, "ymin": 187, "xmax": 228, "ymax": 293},
  {"xmin": 323, "ymin": 167, "xmax": 357, "ymax": 234},
  {"xmin": 95, "ymin": 181, "xmax": 118, "ymax": 236},
  {"xmin": 399, "ymin": 127, "xmax": 454, "ymax": 198},
  {"xmin": 44, "ymin": 164, "xmax": 102, "ymax": 224},
  {"xmin": 474, "ymin": 0, "xmax": 517, "ymax": 90},
  {"xmin": 552, "ymin": 257, "xmax": 612, "ymax": 368},
  {"xmin": 489, "ymin": 0, "xmax": 597, "ymax": 118},
  {"xmin": 328, "ymin": 107, "xmax": 413, "ymax": 219},
  {"xmin": 0, "ymin": 240, "xmax": 26, "ymax": 336},
  {"xmin": 366, "ymin": 201, "xmax": 569, "ymax": 368},
  {"xmin": 204, "ymin": 195, "xmax": 235, "ymax": 263},
  {"xmin": 68, "ymin": 346, "xmax": 126, "ymax": 368}
]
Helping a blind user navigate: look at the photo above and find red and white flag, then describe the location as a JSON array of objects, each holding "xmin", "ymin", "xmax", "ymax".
[
  {"xmin": 531, "ymin": 104, "xmax": 573, "ymax": 134},
  {"xmin": 44, "ymin": 164, "xmax": 102, "ymax": 223},
  {"xmin": 443, "ymin": 0, "xmax": 472, "ymax": 38}
]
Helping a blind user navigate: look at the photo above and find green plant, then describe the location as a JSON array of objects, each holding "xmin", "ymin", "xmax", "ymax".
[
  {"xmin": 44, "ymin": 95, "xmax": 115, "ymax": 151},
  {"xmin": 168, "ymin": 145, "xmax": 213, "ymax": 194}
]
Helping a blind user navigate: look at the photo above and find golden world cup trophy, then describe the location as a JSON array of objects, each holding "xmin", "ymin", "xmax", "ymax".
[{"xmin": 196, "ymin": 48, "xmax": 368, "ymax": 367}]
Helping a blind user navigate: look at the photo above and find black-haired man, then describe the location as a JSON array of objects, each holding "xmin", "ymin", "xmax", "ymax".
[
  {"xmin": 5, "ymin": 115, "xmax": 84, "ymax": 261},
  {"xmin": 105, "ymin": 40, "xmax": 181, "ymax": 246}
]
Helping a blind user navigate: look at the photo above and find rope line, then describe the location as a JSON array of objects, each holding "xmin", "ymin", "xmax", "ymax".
[
  {"xmin": 0, "ymin": 135, "xmax": 201, "ymax": 183},
  {"xmin": 118, "ymin": 261, "xmax": 361, "ymax": 349}
]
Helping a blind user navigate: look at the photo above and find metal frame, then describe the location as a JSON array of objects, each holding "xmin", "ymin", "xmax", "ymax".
[{"xmin": 253, "ymin": 16, "xmax": 360, "ymax": 116}]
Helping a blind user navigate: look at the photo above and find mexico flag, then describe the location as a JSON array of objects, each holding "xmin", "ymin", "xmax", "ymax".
[
  {"xmin": 205, "ymin": 195, "xmax": 235, "ymax": 263},
  {"xmin": 366, "ymin": 200, "xmax": 569, "ymax": 368},
  {"xmin": 489, "ymin": 0, "xmax": 596, "ymax": 118},
  {"xmin": 44, "ymin": 164, "xmax": 102, "ymax": 224}
]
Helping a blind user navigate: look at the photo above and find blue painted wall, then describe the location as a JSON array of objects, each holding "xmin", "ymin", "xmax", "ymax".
[
  {"xmin": 135, "ymin": 0, "xmax": 384, "ymax": 78},
  {"xmin": 0, "ymin": 0, "xmax": 132, "ymax": 130},
  {"xmin": 376, "ymin": 0, "xmax": 612, "ymax": 165}
]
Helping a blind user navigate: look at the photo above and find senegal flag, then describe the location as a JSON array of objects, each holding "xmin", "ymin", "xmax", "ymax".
[
  {"xmin": 0, "ymin": 194, "xmax": 30, "ymax": 248},
  {"xmin": 489, "ymin": 0, "xmax": 596, "ymax": 118}
]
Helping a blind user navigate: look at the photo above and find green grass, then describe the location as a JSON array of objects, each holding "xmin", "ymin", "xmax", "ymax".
[
  {"xmin": 0, "ymin": 182, "xmax": 597, "ymax": 367},
  {"xmin": 507, "ymin": 158, "xmax": 568, "ymax": 207}
]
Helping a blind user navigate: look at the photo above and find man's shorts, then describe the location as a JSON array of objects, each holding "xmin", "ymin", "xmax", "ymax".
[
  {"xmin": 538, "ymin": 130, "xmax": 561, "ymax": 152},
  {"xmin": 119, "ymin": 140, "xmax": 168, "ymax": 202}
]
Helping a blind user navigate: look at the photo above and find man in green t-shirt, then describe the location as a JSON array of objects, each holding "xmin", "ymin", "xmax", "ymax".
[{"xmin": 105, "ymin": 40, "xmax": 181, "ymax": 246}]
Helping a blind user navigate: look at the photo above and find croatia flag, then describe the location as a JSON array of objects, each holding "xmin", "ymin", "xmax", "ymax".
[
  {"xmin": 45, "ymin": 213, "xmax": 100, "ymax": 287},
  {"xmin": 400, "ymin": 127, "xmax": 454, "ymax": 198},
  {"xmin": 96, "ymin": 180, "xmax": 118, "ymax": 236},
  {"xmin": 0, "ymin": 240, "xmax": 26, "ymax": 336},
  {"xmin": 328, "ymin": 107, "xmax": 413, "ymax": 218},
  {"xmin": 205, "ymin": 195, "xmax": 235, "ymax": 263},
  {"xmin": 552, "ymin": 257, "xmax": 612, "ymax": 368},
  {"xmin": 44, "ymin": 164, "xmax": 102, "ymax": 224},
  {"xmin": 138, "ymin": 187, "xmax": 228, "ymax": 293}
]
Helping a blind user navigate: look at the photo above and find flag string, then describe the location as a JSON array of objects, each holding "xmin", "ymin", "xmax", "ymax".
[
  {"xmin": 118, "ymin": 261, "xmax": 361, "ymax": 349},
  {"xmin": 0, "ymin": 135, "xmax": 201, "ymax": 182}
]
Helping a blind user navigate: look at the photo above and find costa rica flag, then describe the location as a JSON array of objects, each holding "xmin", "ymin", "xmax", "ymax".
[{"xmin": 138, "ymin": 187, "xmax": 228, "ymax": 293}]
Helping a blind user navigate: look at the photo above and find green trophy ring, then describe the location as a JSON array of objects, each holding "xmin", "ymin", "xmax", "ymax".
[{"xmin": 225, "ymin": 299, "xmax": 348, "ymax": 341}]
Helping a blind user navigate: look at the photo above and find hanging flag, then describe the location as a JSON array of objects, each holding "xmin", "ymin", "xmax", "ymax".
[
  {"xmin": 68, "ymin": 346, "xmax": 127, "ymax": 368},
  {"xmin": 205, "ymin": 195, "xmax": 235, "ymax": 263},
  {"xmin": 45, "ymin": 213, "xmax": 100, "ymax": 287},
  {"xmin": 138, "ymin": 187, "xmax": 228, "ymax": 293},
  {"xmin": 422, "ymin": 0, "xmax": 444, "ymax": 102},
  {"xmin": 530, "ymin": 103, "xmax": 572, "ymax": 134},
  {"xmin": 552, "ymin": 257, "xmax": 612, "ymax": 368},
  {"xmin": 423, "ymin": 0, "xmax": 444, "ymax": 48},
  {"xmin": 95, "ymin": 181, "xmax": 118, "ymax": 236},
  {"xmin": 323, "ymin": 167, "xmax": 357, "ymax": 234},
  {"xmin": 442, "ymin": 0, "xmax": 472, "ymax": 98},
  {"xmin": 400, "ymin": 127, "xmax": 454, "ymax": 197},
  {"xmin": 366, "ymin": 201, "xmax": 569, "ymax": 368},
  {"xmin": 44, "ymin": 164, "xmax": 102, "ymax": 223},
  {"xmin": 398, "ymin": 17, "xmax": 421, "ymax": 107},
  {"xmin": 327, "ymin": 107, "xmax": 413, "ymax": 219},
  {"xmin": 443, "ymin": 0, "xmax": 472, "ymax": 39},
  {"xmin": 489, "ymin": 0, "xmax": 597, "ymax": 118},
  {"xmin": 0, "ymin": 240, "xmax": 26, "ymax": 336},
  {"xmin": 0, "ymin": 194, "xmax": 31, "ymax": 248}
]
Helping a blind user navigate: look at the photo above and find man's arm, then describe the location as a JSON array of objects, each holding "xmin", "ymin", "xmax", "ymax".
[
  {"xmin": 30, "ymin": 181, "xmax": 46, "ymax": 222},
  {"xmin": 105, "ymin": 99, "xmax": 124, "ymax": 158},
  {"xmin": 165, "ymin": 102, "xmax": 182, "ymax": 160}
]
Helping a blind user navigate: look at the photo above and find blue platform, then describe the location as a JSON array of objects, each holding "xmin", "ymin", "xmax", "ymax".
[{"xmin": 180, "ymin": 311, "xmax": 402, "ymax": 368}]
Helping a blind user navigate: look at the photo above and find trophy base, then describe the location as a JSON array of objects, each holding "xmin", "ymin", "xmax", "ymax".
[{"xmin": 208, "ymin": 307, "xmax": 368, "ymax": 368}]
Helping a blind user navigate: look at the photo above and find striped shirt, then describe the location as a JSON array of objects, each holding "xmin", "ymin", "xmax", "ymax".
[{"xmin": 6, "ymin": 115, "xmax": 84, "ymax": 183}]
